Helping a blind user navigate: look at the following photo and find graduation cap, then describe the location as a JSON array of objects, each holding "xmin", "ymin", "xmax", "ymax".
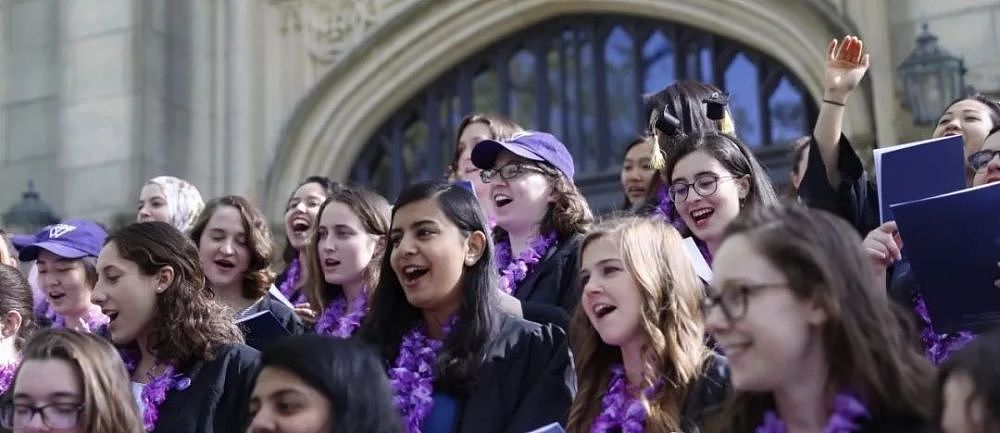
[{"xmin": 648, "ymin": 108, "xmax": 682, "ymax": 170}]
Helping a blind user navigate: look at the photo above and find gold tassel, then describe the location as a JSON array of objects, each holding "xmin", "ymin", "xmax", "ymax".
[
  {"xmin": 649, "ymin": 134, "xmax": 666, "ymax": 170},
  {"xmin": 721, "ymin": 110, "xmax": 735, "ymax": 135}
]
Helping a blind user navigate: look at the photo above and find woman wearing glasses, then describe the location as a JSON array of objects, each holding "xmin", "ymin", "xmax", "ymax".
[
  {"xmin": 4, "ymin": 328, "xmax": 143, "ymax": 433},
  {"xmin": 705, "ymin": 204, "xmax": 933, "ymax": 433},
  {"xmin": 662, "ymin": 133, "xmax": 779, "ymax": 262},
  {"xmin": 568, "ymin": 217, "xmax": 728, "ymax": 433},
  {"xmin": 471, "ymin": 131, "xmax": 593, "ymax": 329}
]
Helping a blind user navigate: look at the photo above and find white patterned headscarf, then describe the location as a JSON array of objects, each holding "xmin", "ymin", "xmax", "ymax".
[{"xmin": 146, "ymin": 176, "xmax": 205, "ymax": 233}]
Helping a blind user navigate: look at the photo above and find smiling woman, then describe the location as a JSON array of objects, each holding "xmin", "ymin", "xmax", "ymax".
[{"xmin": 359, "ymin": 181, "xmax": 574, "ymax": 433}]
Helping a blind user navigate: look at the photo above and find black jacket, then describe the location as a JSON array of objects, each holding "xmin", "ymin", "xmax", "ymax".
[
  {"xmin": 679, "ymin": 353, "xmax": 730, "ymax": 432},
  {"xmin": 153, "ymin": 344, "xmax": 261, "ymax": 433},
  {"xmin": 797, "ymin": 134, "xmax": 880, "ymax": 237},
  {"xmin": 453, "ymin": 314, "xmax": 575, "ymax": 433},
  {"xmin": 515, "ymin": 234, "xmax": 584, "ymax": 330}
]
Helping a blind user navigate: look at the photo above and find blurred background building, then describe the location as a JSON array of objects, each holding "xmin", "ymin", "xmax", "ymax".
[{"xmin": 1, "ymin": 0, "xmax": 998, "ymax": 231}]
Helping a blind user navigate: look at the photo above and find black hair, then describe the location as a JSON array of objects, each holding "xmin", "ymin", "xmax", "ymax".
[
  {"xmin": 358, "ymin": 180, "xmax": 498, "ymax": 395},
  {"xmin": 257, "ymin": 335, "xmax": 403, "ymax": 433},
  {"xmin": 936, "ymin": 331, "xmax": 1000, "ymax": 433}
]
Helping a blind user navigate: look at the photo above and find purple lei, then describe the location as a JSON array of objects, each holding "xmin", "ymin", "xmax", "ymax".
[
  {"xmin": 120, "ymin": 350, "xmax": 192, "ymax": 432},
  {"xmin": 388, "ymin": 320, "xmax": 455, "ymax": 433},
  {"xmin": 590, "ymin": 364, "xmax": 654, "ymax": 433},
  {"xmin": 755, "ymin": 392, "xmax": 869, "ymax": 433},
  {"xmin": 314, "ymin": 290, "xmax": 368, "ymax": 338},
  {"xmin": 0, "ymin": 360, "xmax": 18, "ymax": 395},
  {"xmin": 495, "ymin": 231, "xmax": 558, "ymax": 295},
  {"xmin": 912, "ymin": 292, "xmax": 975, "ymax": 365},
  {"xmin": 279, "ymin": 258, "xmax": 306, "ymax": 305},
  {"xmin": 46, "ymin": 307, "xmax": 109, "ymax": 332},
  {"xmin": 650, "ymin": 186, "xmax": 713, "ymax": 264}
]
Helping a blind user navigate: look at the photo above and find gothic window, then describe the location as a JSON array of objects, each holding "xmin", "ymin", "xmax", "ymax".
[{"xmin": 350, "ymin": 15, "xmax": 817, "ymax": 208}]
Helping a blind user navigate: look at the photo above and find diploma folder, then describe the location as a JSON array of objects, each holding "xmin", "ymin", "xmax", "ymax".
[
  {"xmin": 874, "ymin": 134, "xmax": 966, "ymax": 223},
  {"xmin": 235, "ymin": 310, "xmax": 291, "ymax": 349},
  {"xmin": 890, "ymin": 182, "xmax": 1000, "ymax": 333},
  {"xmin": 525, "ymin": 423, "xmax": 565, "ymax": 433}
]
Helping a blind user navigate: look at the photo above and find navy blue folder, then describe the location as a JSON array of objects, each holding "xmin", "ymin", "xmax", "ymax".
[
  {"xmin": 236, "ymin": 310, "xmax": 291, "ymax": 350},
  {"xmin": 891, "ymin": 182, "xmax": 1000, "ymax": 333},
  {"xmin": 874, "ymin": 134, "xmax": 966, "ymax": 223}
]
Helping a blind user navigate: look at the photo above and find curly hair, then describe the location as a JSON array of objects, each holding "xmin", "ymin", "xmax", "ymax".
[
  {"xmin": 107, "ymin": 221, "xmax": 243, "ymax": 365},
  {"xmin": 0, "ymin": 264, "xmax": 36, "ymax": 350},
  {"xmin": 190, "ymin": 196, "xmax": 275, "ymax": 299},
  {"xmin": 19, "ymin": 329, "xmax": 144, "ymax": 433},
  {"xmin": 567, "ymin": 217, "xmax": 709, "ymax": 433}
]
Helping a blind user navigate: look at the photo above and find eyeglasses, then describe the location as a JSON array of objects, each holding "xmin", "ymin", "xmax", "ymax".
[
  {"xmin": 480, "ymin": 162, "xmax": 550, "ymax": 184},
  {"xmin": 701, "ymin": 282, "xmax": 787, "ymax": 322},
  {"xmin": 968, "ymin": 149, "xmax": 1000, "ymax": 171},
  {"xmin": 1, "ymin": 402, "xmax": 83, "ymax": 430},
  {"xmin": 668, "ymin": 174, "xmax": 738, "ymax": 203}
]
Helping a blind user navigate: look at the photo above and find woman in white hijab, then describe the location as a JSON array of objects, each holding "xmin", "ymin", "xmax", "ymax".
[{"xmin": 137, "ymin": 175, "xmax": 206, "ymax": 233}]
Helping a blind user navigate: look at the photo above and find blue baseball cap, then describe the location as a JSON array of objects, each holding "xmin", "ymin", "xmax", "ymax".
[
  {"xmin": 18, "ymin": 219, "xmax": 107, "ymax": 261},
  {"xmin": 471, "ymin": 131, "xmax": 576, "ymax": 180}
]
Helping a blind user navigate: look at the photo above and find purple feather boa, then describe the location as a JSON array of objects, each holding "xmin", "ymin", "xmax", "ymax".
[
  {"xmin": 388, "ymin": 319, "xmax": 456, "ymax": 433},
  {"xmin": 495, "ymin": 231, "xmax": 558, "ymax": 295},
  {"xmin": 278, "ymin": 258, "xmax": 306, "ymax": 305},
  {"xmin": 755, "ymin": 392, "xmax": 868, "ymax": 433},
  {"xmin": 912, "ymin": 292, "xmax": 975, "ymax": 365},
  {"xmin": 590, "ymin": 364, "xmax": 655, "ymax": 433},
  {"xmin": 0, "ymin": 360, "xmax": 18, "ymax": 395},
  {"xmin": 120, "ymin": 349, "xmax": 191, "ymax": 431},
  {"xmin": 314, "ymin": 290, "xmax": 367, "ymax": 338}
]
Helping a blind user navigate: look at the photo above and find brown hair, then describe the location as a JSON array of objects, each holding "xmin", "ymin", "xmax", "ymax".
[
  {"xmin": 493, "ymin": 161, "xmax": 593, "ymax": 245},
  {"xmin": 936, "ymin": 331, "xmax": 1000, "ymax": 433},
  {"xmin": 190, "ymin": 196, "xmax": 275, "ymax": 299},
  {"xmin": 0, "ymin": 264, "xmax": 35, "ymax": 351},
  {"xmin": 446, "ymin": 113, "xmax": 524, "ymax": 180},
  {"xmin": 304, "ymin": 186, "xmax": 391, "ymax": 311},
  {"xmin": 567, "ymin": 217, "xmax": 710, "ymax": 433},
  {"xmin": 108, "ymin": 221, "xmax": 243, "ymax": 365},
  {"xmin": 17, "ymin": 328, "xmax": 144, "ymax": 433},
  {"xmin": 711, "ymin": 203, "xmax": 933, "ymax": 431}
]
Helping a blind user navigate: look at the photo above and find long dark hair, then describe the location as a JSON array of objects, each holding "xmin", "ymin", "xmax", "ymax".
[
  {"xmin": 257, "ymin": 335, "xmax": 403, "ymax": 433},
  {"xmin": 281, "ymin": 176, "xmax": 342, "ymax": 265},
  {"xmin": 711, "ymin": 204, "xmax": 933, "ymax": 432},
  {"xmin": 358, "ymin": 181, "xmax": 499, "ymax": 395},
  {"xmin": 936, "ymin": 331, "xmax": 1000, "ymax": 433},
  {"xmin": 190, "ymin": 196, "xmax": 275, "ymax": 299},
  {"xmin": 107, "ymin": 221, "xmax": 243, "ymax": 365},
  {"xmin": 0, "ymin": 264, "xmax": 35, "ymax": 350},
  {"xmin": 304, "ymin": 186, "xmax": 391, "ymax": 310}
]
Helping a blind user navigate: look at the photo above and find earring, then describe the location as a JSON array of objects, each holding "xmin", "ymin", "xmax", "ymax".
[{"xmin": 156, "ymin": 286, "xmax": 165, "ymax": 294}]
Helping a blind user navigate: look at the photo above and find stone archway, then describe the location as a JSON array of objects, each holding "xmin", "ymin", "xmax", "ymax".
[{"xmin": 263, "ymin": 0, "xmax": 869, "ymax": 218}]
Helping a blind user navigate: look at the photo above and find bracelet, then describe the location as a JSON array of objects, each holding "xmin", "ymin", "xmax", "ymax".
[{"xmin": 823, "ymin": 99, "xmax": 846, "ymax": 107}]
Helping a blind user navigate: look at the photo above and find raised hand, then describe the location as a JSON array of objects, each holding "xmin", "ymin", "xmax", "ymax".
[{"xmin": 824, "ymin": 35, "xmax": 870, "ymax": 103}]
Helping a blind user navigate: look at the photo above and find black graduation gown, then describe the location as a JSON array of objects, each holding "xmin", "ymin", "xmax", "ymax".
[
  {"xmin": 238, "ymin": 292, "xmax": 306, "ymax": 351},
  {"xmin": 152, "ymin": 343, "xmax": 261, "ymax": 433},
  {"xmin": 453, "ymin": 314, "xmax": 576, "ymax": 433},
  {"xmin": 797, "ymin": 134, "xmax": 880, "ymax": 237},
  {"xmin": 515, "ymin": 234, "xmax": 584, "ymax": 330},
  {"xmin": 678, "ymin": 353, "xmax": 730, "ymax": 432}
]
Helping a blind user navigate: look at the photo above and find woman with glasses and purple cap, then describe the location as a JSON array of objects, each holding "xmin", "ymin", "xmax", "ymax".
[
  {"xmin": 471, "ymin": 131, "xmax": 594, "ymax": 330},
  {"xmin": 17, "ymin": 220, "xmax": 109, "ymax": 333},
  {"xmin": 705, "ymin": 203, "xmax": 933, "ymax": 433}
]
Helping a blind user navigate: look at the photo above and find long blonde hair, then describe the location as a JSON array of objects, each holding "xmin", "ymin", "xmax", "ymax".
[
  {"xmin": 567, "ymin": 217, "xmax": 710, "ymax": 433},
  {"xmin": 16, "ymin": 329, "xmax": 144, "ymax": 433}
]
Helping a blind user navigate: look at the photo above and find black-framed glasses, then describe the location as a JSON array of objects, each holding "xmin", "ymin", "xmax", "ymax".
[
  {"xmin": 668, "ymin": 174, "xmax": 738, "ymax": 203},
  {"xmin": 968, "ymin": 149, "xmax": 1000, "ymax": 171},
  {"xmin": 701, "ymin": 282, "xmax": 787, "ymax": 322},
  {"xmin": 480, "ymin": 162, "xmax": 550, "ymax": 184},
  {"xmin": 1, "ymin": 401, "xmax": 83, "ymax": 429}
]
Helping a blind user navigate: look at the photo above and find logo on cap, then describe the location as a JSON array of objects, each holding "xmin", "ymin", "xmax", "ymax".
[{"xmin": 49, "ymin": 224, "xmax": 77, "ymax": 239}]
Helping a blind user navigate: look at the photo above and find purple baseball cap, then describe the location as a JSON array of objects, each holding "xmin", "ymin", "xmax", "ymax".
[
  {"xmin": 18, "ymin": 219, "xmax": 107, "ymax": 261},
  {"xmin": 471, "ymin": 131, "xmax": 576, "ymax": 179}
]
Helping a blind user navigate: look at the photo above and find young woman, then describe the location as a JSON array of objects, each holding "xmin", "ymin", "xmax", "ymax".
[
  {"xmin": 446, "ymin": 113, "xmax": 524, "ymax": 217},
  {"xmin": 937, "ymin": 331, "xmax": 1000, "ymax": 433},
  {"xmin": 620, "ymin": 136, "xmax": 656, "ymax": 210},
  {"xmin": 277, "ymin": 176, "xmax": 340, "ymax": 315},
  {"xmin": 136, "ymin": 176, "xmax": 205, "ymax": 233},
  {"xmin": 190, "ymin": 196, "xmax": 304, "ymax": 350},
  {"xmin": 5, "ymin": 328, "xmax": 143, "ymax": 433},
  {"xmin": 799, "ymin": 34, "xmax": 1000, "ymax": 236},
  {"xmin": 248, "ymin": 335, "xmax": 403, "ymax": 433},
  {"xmin": 359, "ymin": 181, "xmax": 574, "ymax": 433},
  {"xmin": 662, "ymin": 132, "xmax": 780, "ymax": 261},
  {"xmin": 0, "ymin": 264, "xmax": 36, "ymax": 395},
  {"xmin": 471, "ymin": 131, "xmax": 594, "ymax": 328},
  {"xmin": 303, "ymin": 186, "xmax": 389, "ymax": 338},
  {"xmin": 18, "ymin": 219, "xmax": 109, "ymax": 332},
  {"xmin": 568, "ymin": 217, "xmax": 728, "ymax": 433},
  {"xmin": 92, "ymin": 221, "xmax": 260, "ymax": 433},
  {"xmin": 706, "ymin": 204, "xmax": 933, "ymax": 433}
]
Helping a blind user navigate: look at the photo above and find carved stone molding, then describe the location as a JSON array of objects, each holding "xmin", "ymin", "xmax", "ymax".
[{"xmin": 270, "ymin": 0, "xmax": 409, "ymax": 65}]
